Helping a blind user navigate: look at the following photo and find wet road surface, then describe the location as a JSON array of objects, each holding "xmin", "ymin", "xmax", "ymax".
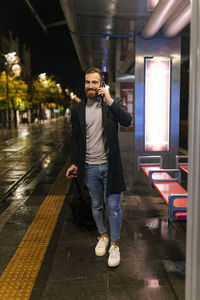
[{"xmin": 0, "ymin": 118, "xmax": 70, "ymax": 214}]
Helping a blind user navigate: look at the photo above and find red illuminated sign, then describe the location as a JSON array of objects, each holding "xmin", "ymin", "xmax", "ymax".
[{"xmin": 120, "ymin": 83, "xmax": 134, "ymax": 131}]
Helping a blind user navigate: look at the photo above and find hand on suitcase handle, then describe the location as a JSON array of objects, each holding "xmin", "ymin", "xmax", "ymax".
[{"xmin": 66, "ymin": 164, "xmax": 78, "ymax": 179}]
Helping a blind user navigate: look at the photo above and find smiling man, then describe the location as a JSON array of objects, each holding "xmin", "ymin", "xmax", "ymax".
[{"xmin": 66, "ymin": 67, "xmax": 132, "ymax": 267}]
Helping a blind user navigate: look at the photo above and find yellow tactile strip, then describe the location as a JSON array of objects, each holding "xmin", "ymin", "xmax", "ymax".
[{"xmin": 0, "ymin": 159, "xmax": 70, "ymax": 300}]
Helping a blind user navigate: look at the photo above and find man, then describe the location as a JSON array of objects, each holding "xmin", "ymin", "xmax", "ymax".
[{"xmin": 66, "ymin": 67, "xmax": 132, "ymax": 267}]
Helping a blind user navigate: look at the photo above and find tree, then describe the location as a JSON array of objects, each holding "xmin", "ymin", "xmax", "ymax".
[
  {"xmin": 32, "ymin": 75, "xmax": 67, "ymax": 119},
  {"xmin": 0, "ymin": 71, "xmax": 8, "ymax": 110},
  {"xmin": 0, "ymin": 71, "xmax": 29, "ymax": 127}
]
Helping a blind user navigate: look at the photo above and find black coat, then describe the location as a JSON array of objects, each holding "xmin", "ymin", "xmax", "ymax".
[{"xmin": 70, "ymin": 97, "xmax": 132, "ymax": 196}]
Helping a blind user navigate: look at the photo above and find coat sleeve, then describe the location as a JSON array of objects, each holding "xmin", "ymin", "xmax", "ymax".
[
  {"xmin": 70, "ymin": 108, "xmax": 79, "ymax": 165},
  {"xmin": 108, "ymin": 97, "xmax": 132, "ymax": 127}
]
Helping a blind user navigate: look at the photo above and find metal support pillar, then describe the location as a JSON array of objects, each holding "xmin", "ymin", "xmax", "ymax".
[{"xmin": 185, "ymin": 0, "xmax": 200, "ymax": 299}]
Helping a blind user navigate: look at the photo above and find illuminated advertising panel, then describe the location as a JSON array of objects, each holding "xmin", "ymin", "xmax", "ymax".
[{"xmin": 145, "ymin": 57, "xmax": 170, "ymax": 151}]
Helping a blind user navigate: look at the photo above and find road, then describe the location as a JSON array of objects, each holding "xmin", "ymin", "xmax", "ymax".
[{"xmin": 0, "ymin": 118, "xmax": 71, "ymax": 216}]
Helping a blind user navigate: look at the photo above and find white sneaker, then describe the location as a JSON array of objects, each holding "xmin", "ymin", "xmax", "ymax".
[
  {"xmin": 108, "ymin": 245, "xmax": 120, "ymax": 267},
  {"xmin": 95, "ymin": 236, "xmax": 109, "ymax": 256}
]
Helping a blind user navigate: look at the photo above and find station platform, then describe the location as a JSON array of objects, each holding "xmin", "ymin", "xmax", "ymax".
[{"xmin": 0, "ymin": 119, "xmax": 186, "ymax": 300}]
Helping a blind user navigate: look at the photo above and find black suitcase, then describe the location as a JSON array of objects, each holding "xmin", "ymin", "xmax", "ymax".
[{"xmin": 67, "ymin": 178, "xmax": 96, "ymax": 228}]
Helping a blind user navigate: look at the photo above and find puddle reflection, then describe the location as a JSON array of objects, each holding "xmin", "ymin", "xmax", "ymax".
[
  {"xmin": 145, "ymin": 279, "xmax": 160, "ymax": 288},
  {"xmin": 19, "ymin": 128, "xmax": 29, "ymax": 139},
  {"xmin": 41, "ymin": 153, "xmax": 55, "ymax": 168},
  {"xmin": 145, "ymin": 218, "xmax": 174, "ymax": 240}
]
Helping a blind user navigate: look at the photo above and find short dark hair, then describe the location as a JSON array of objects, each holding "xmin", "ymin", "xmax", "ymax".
[{"xmin": 85, "ymin": 67, "xmax": 105, "ymax": 81}]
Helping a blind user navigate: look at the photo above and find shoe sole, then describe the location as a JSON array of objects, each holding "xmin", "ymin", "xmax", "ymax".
[
  {"xmin": 108, "ymin": 262, "xmax": 120, "ymax": 267},
  {"xmin": 95, "ymin": 252, "xmax": 107, "ymax": 256}
]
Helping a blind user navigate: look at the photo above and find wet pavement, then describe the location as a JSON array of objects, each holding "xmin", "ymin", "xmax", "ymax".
[
  {"xmin": 0, "ymin": 119, "xmax": 70, "ymax": 213},
  {"xmin": 0, "ymin": 120, "xmax": 186, "ymax": 299}
]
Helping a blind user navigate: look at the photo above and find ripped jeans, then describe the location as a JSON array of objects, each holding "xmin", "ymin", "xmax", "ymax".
[{"xmin": 85, "ymin": 163, "xmax": 122, "ymax": 242}]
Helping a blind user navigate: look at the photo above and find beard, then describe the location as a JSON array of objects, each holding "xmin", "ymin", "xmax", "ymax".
[{"xmin": 85, "ymin": 88, "xmax": 98, "ymax": 99}]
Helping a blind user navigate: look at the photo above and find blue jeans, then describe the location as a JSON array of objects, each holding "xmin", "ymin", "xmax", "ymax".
[{"xmin": 85, "ymin": 163, "xmax": 122, "ymax": 242}]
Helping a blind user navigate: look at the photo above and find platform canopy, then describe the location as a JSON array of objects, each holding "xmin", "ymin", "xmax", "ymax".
[{"xmin": 59, "ymin": 0, "xmax": 190, "ymax": 72}]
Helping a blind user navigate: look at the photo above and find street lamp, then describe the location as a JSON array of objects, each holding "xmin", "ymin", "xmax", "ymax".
[
  {"xmin": 11, "ymin": 63, "xmax": 22, "ymax": 75},
  {"xmin": 5, "ymin": 52, "xmax": 18, "ymax": 64},
  {"xmin": 38, "ymin": 72, "xmax": 48, "ymax": 87},
  {"xmin": 38, "ymin": 72, "xmax": 47, "ymax": 81},
  {"xmin": 0, "ymin": 52, "xmax": 21, "ymax": 129}
]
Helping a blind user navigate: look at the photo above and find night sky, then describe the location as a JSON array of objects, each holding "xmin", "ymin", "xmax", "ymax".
[{"xmin": 0, "ymin": 0, "xmax": 85, "ymax": 97}]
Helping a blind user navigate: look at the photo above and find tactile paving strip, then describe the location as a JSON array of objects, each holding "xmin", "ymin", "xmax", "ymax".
[{"xmin": 0, "ymin": 159, "xmax": 70, "ymax": 299}]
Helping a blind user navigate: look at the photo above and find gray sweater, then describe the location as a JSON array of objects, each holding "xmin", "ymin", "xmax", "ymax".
[{"xmin": 85, "ymin": 98, "xmax": 109, "ymax": 164}]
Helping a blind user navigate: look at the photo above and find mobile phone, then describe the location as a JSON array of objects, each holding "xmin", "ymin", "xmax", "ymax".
[
  {"xmin": 101, "ymin": 81, "xmax": 106, "ymax": 88},
  {"xmin": 100, "ymin": 81, "xmax": 106, "ymax": 101}
]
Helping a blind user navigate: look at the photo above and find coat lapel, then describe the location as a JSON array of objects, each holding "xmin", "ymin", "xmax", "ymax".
[
  {"xmin": 78, "ymin": 99, "xmax": 86, "ymax": 138},
  {"xmin": 102, "ymin": 100, "xmax": 109, "ymax": 126}
]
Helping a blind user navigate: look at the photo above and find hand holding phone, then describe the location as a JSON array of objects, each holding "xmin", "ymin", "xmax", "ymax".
[{"xmin": 98, "ymin": 82, "xmax": 112, "ymax": 104}]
